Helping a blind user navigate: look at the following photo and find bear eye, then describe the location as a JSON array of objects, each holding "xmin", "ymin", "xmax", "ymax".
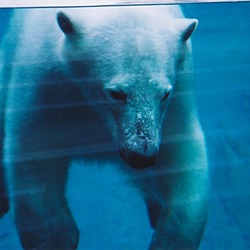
[
  {"xmin": 110, "ymin": 90, "xmax": 127, "ymax": 102},
  {"xmin": 161, "ymin": 92, "xmax": 170, "ymax": 103}
]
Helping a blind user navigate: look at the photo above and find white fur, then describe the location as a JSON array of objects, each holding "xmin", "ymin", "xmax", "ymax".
[{"xmin": 1, "ymin": 6, "xmax": 207, "ymax": 249}]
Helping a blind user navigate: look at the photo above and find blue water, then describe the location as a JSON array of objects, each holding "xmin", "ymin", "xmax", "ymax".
[{"xmin": 0, "ymin": 2, "xmax": 249, "ymax": 249}]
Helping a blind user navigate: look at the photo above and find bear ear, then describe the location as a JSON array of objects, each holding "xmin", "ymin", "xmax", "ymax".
[
  {"xmin": 179, "ymin": 18, "xmax": 198, "ymax": 42},
  {"xmin": 57, "ymin": 11, "xmax": 76, "ymax": 36}
]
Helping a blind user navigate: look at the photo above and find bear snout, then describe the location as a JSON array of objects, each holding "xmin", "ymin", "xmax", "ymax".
[
  {"xmin": 129, "ymin": 152, "xmax": 157, "ymax": 169},
  {"xmin": 119, "ymin": 149, "xmax": 157, "ymax": 169}
]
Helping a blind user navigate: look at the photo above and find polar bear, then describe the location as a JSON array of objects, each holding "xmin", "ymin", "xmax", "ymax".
[{"xmin": 0, "ymin": 5, "xmax": 208, "ymax": 250}]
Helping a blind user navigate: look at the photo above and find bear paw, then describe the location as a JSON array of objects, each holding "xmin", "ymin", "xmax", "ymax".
[{"xmin": 19, "ymin": 214, "xmax": 79, "ymax": 250}]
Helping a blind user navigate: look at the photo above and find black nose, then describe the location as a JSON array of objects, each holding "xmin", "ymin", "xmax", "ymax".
[{"xmin": 120, "ymin": 151, "xmax": 156, "ymax": 169}]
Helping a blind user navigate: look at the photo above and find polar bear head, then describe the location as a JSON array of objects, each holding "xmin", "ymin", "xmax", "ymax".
[{"xmin": 57, "ymin": 7, "xmax": 197, "ymax": 169}]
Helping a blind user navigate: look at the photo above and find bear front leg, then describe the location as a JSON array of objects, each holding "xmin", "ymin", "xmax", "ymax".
[
  {"xmin": 11, "ymin": 158, "xmax": 79, "ymax": 250},
  {"xmin": 147, "ymin": 169, "xmax": 208, "ymax": 250},
  {"xmin": 148, "ymin": 202, "xmax": 207, "ymax": 250}
]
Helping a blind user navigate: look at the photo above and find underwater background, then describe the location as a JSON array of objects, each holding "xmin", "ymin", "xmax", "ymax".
[{"xmin": 0, "ymin": 2, "xmax": 249, "ymax": 249}]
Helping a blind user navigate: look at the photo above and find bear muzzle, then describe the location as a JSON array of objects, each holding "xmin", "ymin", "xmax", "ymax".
[
  {"xmin": 117, "ymin": 122, "xmax": 159, "ymax": 169},
  {"xmin": 118, "ymin": 148, "xmax": 157, "ymax": 169}
]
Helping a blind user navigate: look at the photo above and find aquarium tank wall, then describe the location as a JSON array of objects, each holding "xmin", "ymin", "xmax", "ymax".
[{"xmin": 0, "ymin": 1, "xmax": 249, "ymax": 249}]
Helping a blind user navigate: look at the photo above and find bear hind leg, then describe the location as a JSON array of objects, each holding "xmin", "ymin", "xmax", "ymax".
[
  {"xmin": 145, "ymin": 198, "xmax": 162, "ymax": 229},
  {"xmin": 0, "ymin": 163, "xmax": 9, "ymax": 217}
]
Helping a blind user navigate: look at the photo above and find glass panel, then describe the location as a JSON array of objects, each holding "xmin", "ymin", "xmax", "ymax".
[{"xmin": 0, "ymin": 2, "xmax": 249, "ymax": 249}]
